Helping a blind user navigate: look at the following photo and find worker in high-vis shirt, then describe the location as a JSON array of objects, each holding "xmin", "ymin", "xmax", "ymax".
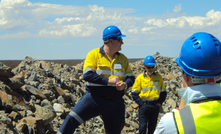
[
  {"xmin": 132, "ymin": 55, "xmax": 167, "ymax": 134},
  {"xmin": 57, "ymin": 25, "xmax": 135, "ymax": 134},
  {"xmin": 154, "ymin": 32, "xmax": 221, "ymax": 134}
]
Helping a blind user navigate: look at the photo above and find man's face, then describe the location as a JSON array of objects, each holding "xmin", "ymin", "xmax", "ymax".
[
  {"xmin": 144, "ymin": 65, "xmax": 155, "ymax": 75},
  {"xmin": 111, "ymin": 37, "xmax": 124, "ymax": 52}
]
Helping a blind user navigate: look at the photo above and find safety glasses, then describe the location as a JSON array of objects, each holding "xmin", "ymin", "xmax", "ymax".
[
  {"xmin": 111, "ymin": 37, "xmax": 123, "ymax": 43},
  {"xmin": 145, "ymin": 66, "xmax": 155, "ymax": 69}
]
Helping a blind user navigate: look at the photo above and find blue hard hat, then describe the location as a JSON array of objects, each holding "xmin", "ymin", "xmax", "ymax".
[
  {"xmin": 176, "ymin": 32, "xmax": 221, "ymax": 78},
  {"xmin": 144, "ymin": 55, "xmax": 157, "ymax": 65},
  {"xmin": 103, "ymin": 25, "xmax": 126, "ymax": 40}
]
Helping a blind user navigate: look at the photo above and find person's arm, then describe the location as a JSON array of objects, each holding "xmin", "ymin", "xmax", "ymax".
[
  {"xmin": 123, "ymin": 56, "xmax": 135, "ymax": 88},
  {"xmin": 131, "ymin": 75, "xmax": 143, "ymax": 106},
  {"xmin": 83, "ymin": 71, "xmax": 109, "ymax": 85},
  {"xmin": 116, "ymin": 75, "xmax": 135, "ymax": 91},
  {"xmin": 154, "ymin": 113, "xmax": 178, "ymax": 134},
  {"xmin": 153, "ymin": 119, "xmax": 166, "ymax": 134},
  {"xmin": 83, "ymin": 49, "xmax": 109, "ymax": 85},
  {"xmin": 115, "ymin": 55, "xmax": 135, "ymax": 91},
  {"xmin": 157, "ymin": 77, "xmax": 167, "ymax": 104},
  {"xmin": 124, "ymin": 76, "xmax": 135, "ymax": 88},
  {"xmin": 157, "ymin": 91, "xmax": 167, "ymax": 104},
  {"xmin": 132, "ymin": 91, "xmax": 144, "ymax": 106}
]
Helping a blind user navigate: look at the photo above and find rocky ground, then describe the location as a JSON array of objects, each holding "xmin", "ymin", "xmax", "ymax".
[{"xmin": 0, "ymin": 52, "xmax": 182, "ymax": 134}]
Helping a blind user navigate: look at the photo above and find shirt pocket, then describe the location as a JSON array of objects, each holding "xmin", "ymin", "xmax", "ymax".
[{"xmin": 141, "ymin": 82, "xmax": 149, "ymax": 88}]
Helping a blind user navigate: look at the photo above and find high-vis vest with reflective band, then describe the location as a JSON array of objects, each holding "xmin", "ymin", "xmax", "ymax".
[
  {"xmin": 132, "ymin": 72, "xmax": 165, "ymax": 101},
  {"xmin": 83, "ymin": 47, "xmax": 134, "ymax": 86},
  {"xmin": 173, "ymin": 100, "xmax": 221, "ymax": 134}
]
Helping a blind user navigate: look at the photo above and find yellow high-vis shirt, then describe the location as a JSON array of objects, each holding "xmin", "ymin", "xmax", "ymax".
[
  {"xmin": 132, "ymin": 72, "xmax": 165, "ymax": 101},
  {"xmin": 83, "ymin": 47, "xmax": 134, "ymax": 83}
]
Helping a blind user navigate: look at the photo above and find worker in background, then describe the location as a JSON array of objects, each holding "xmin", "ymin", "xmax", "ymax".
[
  {"xmin": 154, "ymin": 32, "xmax": 221, "ymax": 134},
  {"xmin": 57, "ymin": 25, "xmax": 135, "ymax": 134},
  {"xmin": 132, "ymin": 55, "xmax": 167, "ymax": 134}
]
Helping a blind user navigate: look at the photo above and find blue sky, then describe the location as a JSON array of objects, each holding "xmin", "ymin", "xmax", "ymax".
[{"xmin": 1, "ymin": 0, "xmax": 221, "ymax": 60}]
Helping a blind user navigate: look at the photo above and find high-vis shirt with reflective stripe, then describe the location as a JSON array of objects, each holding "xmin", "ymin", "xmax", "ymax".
[
  {"xmin": 83, "ymin": 47, "xmax": 133, "ymax": 81},
  {"xmin": 83, "ymin": 46, "xmax": 135, "ymax": 98},
  {"xmin": 173, "ymin": 100, "xmax": 221, "ymax": 134},
  {"xmin": 132, "ymin": 72, "xmax": 165, "ymax": 101}
]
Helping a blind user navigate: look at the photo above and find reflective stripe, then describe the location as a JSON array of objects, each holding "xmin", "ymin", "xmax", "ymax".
[
  {"xmin": 141, "ymin": 86, "xmax": 161, "ymax": 91},
  {"xmin": 83, "ymin": 68, "xmax": 95, "ymax": 75},
  {"xmin": 96, "ymin": 70, "xmax": 125, "ymax": 77},
  {"xmin": 141, "ymin": 98, "xmax": 158, "ymax": 101},
  {"xmin": 69, "ymin": 111, "xmax": 84, "ymax": 124},
  {"xmin": 56, "ymin": 131, "xmax": 62, "ymax": 134},
  {"xmin": 87, "ymin": 82, "xmax": 116, "ymax": 87},
  {"xmin": 131, "ymin": 89, "xmax": 140, "ymax": 93},
  {"xmin": 96, "ymin": 70, "xmax": 111, "ymax": 75},
  {"xmin": 161, "ymin": 88, "xmax": 166, "ymax": 92},
  {"xmin": 179, "ymin": 106, "xmax": 196, "ymax": 134}
]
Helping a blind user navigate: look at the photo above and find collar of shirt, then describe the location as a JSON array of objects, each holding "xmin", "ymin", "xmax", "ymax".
[
  {"xmin": 143, "ymin": 70, "xmax": 156, "ymax": 76},
  {"xmin": 99, "ymin": 45, "xmax": 120, "ymax": 55},
  {"xmin": 177, "ymin": 84, "xmax": 221, "ymax": 106}
]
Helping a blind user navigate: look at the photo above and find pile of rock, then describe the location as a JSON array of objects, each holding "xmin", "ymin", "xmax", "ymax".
[{"xmin": 0, "ymin": 52, "xmax": 182, "ymax": 134}]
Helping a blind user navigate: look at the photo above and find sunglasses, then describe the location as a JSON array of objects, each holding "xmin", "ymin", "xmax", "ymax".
[
  {"xmin": 145, "ymin": 66, "xmax": 155, "ymax": 69},
  {"xmin": 111, "ymin": 37, "xmax": 123, "ymax": 42}
]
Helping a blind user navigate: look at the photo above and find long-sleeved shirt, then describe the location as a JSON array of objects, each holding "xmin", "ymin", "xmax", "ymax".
[
  {"xmin": 154, "ymin": 84, "xmax": 221, "ymax": 134},
  {"xmin": 131, "ymin": 71, "xmax": 166, "ymax": 105},
  {"xmin": 83, "ymin": 45, "xmax": 135, "ymax": 99}
]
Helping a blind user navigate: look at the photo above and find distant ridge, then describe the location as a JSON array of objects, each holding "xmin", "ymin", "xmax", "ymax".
[{"xmin": 0, "ymin": 58, "xmax": 144, "ymax": 69}]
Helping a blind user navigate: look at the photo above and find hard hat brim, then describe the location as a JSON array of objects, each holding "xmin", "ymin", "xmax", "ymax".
[{"xmin": 119, "ymin": 34, "xmax": 126, "ymax": 37}]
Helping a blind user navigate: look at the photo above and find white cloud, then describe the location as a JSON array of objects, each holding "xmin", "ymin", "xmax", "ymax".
[
  {"xmin": 0, "ymin": 0, "xmax": 134, "ymax": 38},
  {"xmin": 0, "ymin": 18, "xmax": 8, "ymax": 26},
  {"xmin": 173, "ymin": 4, "xmax": 182, "ymax": 13},
  {"xmin": 144, "ymin": 10, "xmax": 221, "ymax": 29},
  {"xmin": 0, "ymin": 0, "xmax": 220, "ymax": 40},
  {"xmin": 0, "ymin": 31, "xmax": 34, "ymax": 38},
  {"xmin": 38, "ymin": 24, "xmax": 97, "ymax": 38},
  {"xmin": 0, "ymin": 0, "xmax": 30, "ymax": 7},
  {"xmin": 128, "ymin": 27, "xmax": 138, "ymax": 34},
  {"xmin": 141, "ymin": 27, "xmax": 157, "ymax": 32},
  {"xmin": 205, "ymin": 9, "xmax": 221, "ymax": 26}
]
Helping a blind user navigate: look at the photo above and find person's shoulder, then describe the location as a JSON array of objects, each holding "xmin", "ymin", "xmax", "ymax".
[
  {"xmin": 87, "ymin": 48, "xmax": 101, "ymax": 55},
  {"xmin": 137, "ymin": 73, "xmax": 145, "ymax": 78},
  {"xmin": 90, "ymin": 47, "xmax": 100, "ymax": 52},
  {"xmin": 157, "ymin": 112, "xmax": 177, "ymax": 134},
  {"xmin": 154, "ymin": 72, "xmax": 163, "ymax": 78},
  {"xmin": 161, "ymin": 112, "xmax": 174, "ymax": 120}
]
